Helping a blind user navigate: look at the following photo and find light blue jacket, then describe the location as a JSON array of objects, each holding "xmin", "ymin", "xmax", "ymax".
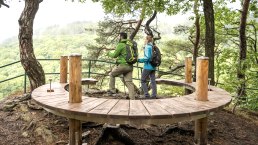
[{"xmin": 138, "ymin": 43, "xmax": 155, "ymax": 70}]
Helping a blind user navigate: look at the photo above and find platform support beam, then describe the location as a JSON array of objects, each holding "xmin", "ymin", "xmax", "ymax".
[
  {"xmin": 69, "ymin": 54, "xmax": 82, "ymax": 145},
  {"xmin": 194, "ymin": 117, "xmax": 208, "ymax": 145},
  {"xmin": 194, "ymin": 57, "xmax": 209, "ymax": 145}
]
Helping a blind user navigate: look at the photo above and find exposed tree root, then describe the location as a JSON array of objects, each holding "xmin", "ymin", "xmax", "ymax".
[{"xmin": 95, "ymin": 124, "xmax": 135, "ymax": 145}]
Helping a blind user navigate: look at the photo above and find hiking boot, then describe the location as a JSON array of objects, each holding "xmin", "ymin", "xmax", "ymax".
[
  {"xmin": 107, "ymin": 90, "xmax": 116, "ymax": 95},
  {"xmin": 139, "ymin": 95, "xmax": 150, "ymax": 100},
  {"xmin": 134, "ymin": 94, "xmax": 140, "ymax": 99},
  {"xmin": 125, "ymin": 95, "xmax": 130, "ymax": 100}
]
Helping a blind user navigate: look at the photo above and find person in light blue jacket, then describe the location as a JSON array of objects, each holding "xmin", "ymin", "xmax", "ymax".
[{"xmin": 138, "ymin": 35, "xmax": 157, "ymax": 99}]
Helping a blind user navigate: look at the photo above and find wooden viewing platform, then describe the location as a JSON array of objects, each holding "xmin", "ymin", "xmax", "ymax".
[
  {"xmin": 31, "ymin": 55, "xmax": 232, "ymax": 145},
  {"xmin": 32, "ymin": 80, "xmax": 231, "ymax": 125}
]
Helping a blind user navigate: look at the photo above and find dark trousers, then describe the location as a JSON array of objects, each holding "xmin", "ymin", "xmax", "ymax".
[{"xmin": 141, "ymin": 69, "xmax": 157, "ymax": 98}]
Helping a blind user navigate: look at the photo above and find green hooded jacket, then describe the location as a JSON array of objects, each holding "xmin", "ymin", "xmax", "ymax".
[{"xmin": 107, "ymin": 39, "xmax": 131, "ymax": 65}]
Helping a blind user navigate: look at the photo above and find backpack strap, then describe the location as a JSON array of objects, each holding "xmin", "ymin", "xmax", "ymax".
[{"xmin": 147, "ymin": 43, "xmax": 153, "ymax": 46}]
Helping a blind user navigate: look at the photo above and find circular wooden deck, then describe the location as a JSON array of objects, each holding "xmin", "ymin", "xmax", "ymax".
[{"xmin": 31, "ymin": 79, "xmax": 231, "ymax": 126}]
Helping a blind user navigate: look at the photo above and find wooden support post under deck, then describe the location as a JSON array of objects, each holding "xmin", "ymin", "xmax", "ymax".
[
  {"xmin": 69, "ymin": 118, "xmax": 82, "ymax": 145},
  {"xmin": 69, "ymin": 54, "xmax": 82, "ymax": 145},
  {"xmin": 194, "ymin": 57, "xmax": 209, "ymax": 145},
  {"xmin": 60, "ymin": 56, "xmax": 68, "ymax": 83},
  {"xmin": 194, "ymin": 117, "xmax": 208, "ymax": 145},
  {"xmin": 185, "ymin": 56, "xmax": 192, "ymax": 94}
]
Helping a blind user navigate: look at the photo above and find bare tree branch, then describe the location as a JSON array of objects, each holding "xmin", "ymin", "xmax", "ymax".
[
  {"xmin": 144, "ymin": 11, "xmax": 161, "ymax": 43},
  {"xmin": 144, "ymin": 11, "xmax": 157, "ymax": 36},
  {"xmin": 169, "ymin": 64, "xmax": 186, "ymax": 72},
  {"xmin": 130, "ymin": 19, "xmax": 143, "ymax": 40},
  {"xmin": 0, "ymin": 0, "xmax": 9, "ymax": 8}
]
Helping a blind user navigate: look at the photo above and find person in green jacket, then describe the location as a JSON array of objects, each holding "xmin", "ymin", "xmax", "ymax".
[{"xmin": 107, "ymin": 32, "xmax": 135, "ymax": 99}]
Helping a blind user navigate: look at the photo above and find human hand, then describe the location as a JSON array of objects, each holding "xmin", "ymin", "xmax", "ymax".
[{"xmin": 138, "ymin": 58, "xmax": 144, "ymax": 63}]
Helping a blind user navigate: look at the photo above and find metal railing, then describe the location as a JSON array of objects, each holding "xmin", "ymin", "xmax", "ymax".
[
  {"xmin": 0, "ymin": 58, "xmax": 182, "ymax": 97},
  {"xmin": 0, "ymin": 59, "xmax": 59, "ymax": 95}
]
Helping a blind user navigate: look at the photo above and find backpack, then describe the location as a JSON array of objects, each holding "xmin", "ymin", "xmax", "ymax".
[
  {"xmin": 150, "ymin": 45, "xmax": 161, "ymax": 67},
  {"xmin": 124, "ymin": 40, "xmax": 138, "ymax": 64}
]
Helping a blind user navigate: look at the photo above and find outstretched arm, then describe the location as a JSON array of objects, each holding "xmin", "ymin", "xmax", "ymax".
[{"xmin": 107, "ymin": 43, "xmax": 123, "ymax": 58}]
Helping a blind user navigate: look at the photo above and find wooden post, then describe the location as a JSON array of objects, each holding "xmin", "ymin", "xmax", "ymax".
[
  {"xmin": 196, "ymin": 57, "xmax": 209, "ymax": 101},
  {"xmin": 60, "ymin": 56, "xmax": 68, "ymax": 83},
  {"xmin": 185, "ymin": 56, "xmax": 192, "ymax": 83},
  {"xmin": 69, "ymin": 53, "xmax": 82, "ymax": 145},
  {"xmin": 69, "ymin": 118, "xmax": 82, "ymax": 145},
  {"xmin": 194, "ymin": 56, "xmax": 209, "ymax": 145},
  {"xmin": 185, "ymin": 56, "xmax": 192, "ymax": 94},
  {"xmin": 194, "ymin": 117, "xmax": 208, "ymax": 145},
  {"xmin": 69, "ymin": 54, "xmax": 82, "ymax": 103}
]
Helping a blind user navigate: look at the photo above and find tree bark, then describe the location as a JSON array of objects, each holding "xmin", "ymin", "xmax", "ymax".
[
  {"xmin": 95, "ymin": 124, "xmax": 135, "ymax": 145},
  {"xmin": 144, "ymin": 10, "xmax": 157, "ymax": 37},
  {"xmin": 237, "ymin": 0, "xmax": 250, "ymax": 98},
  {"xmin": 18, "ymin": 0, "xmax": 45, "ymax": 91},
  {"xmin": 129, "ymin": 19, "xmax": 143, "ymax": 40},
  {"xmin": 193, "ymin": 0, "xmax": 200, "ymax": 82},
  {"xmin": 203, "ymin": 0, "xmax": 215, "ymax": 85},
  {"xmin": 130, "ymin": 3, "xmax": 145, "ymax": 40}
]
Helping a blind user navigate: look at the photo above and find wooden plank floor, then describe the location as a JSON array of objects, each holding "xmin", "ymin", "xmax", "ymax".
[{"xmin": 31, "ymin": 79, "xmax": 232, "ymax": 125}]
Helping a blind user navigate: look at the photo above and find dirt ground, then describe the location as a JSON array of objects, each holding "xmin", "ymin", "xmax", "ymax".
[{"xmin": 0, "ymin": 93, "xmax": 258, "ymax": 145}]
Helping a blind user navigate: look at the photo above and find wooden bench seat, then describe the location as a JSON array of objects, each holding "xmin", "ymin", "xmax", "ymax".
[
  {"xmin": 31, "ymin": 79, "xmax": 231, "ymax": 126},
  {"xmin": 81, "ymin": 78, "xmax": 98, "ymax": 85}
]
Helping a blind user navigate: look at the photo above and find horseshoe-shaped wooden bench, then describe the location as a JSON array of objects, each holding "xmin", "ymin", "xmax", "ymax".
[
  {"xmin": 32, "ymin": 79, "xmax": 231, "ymax": 124},
  {"xmin": 32, "ymin": 55, "xmax": 231, "ymax": 145}
]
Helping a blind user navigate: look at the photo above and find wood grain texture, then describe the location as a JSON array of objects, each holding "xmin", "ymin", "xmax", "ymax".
[
  {"xmin": 81, "ymin": 78, "xmax": 98, "ymax": 85},
  {"xmin": 196, "ymin": 57, "xmax": 209, "ymax": 101},
  {"xmin": 185, "ymin": 57, "xmax": 192, "ymax": 83},
  {"xmin": 129, "ymin": 100, "xmax": 150, "ymax": 118},
  {"xmin": 69, "ymin": 119, "xmax": 82, "ymax": 145},
  {"xmin": 156, "ymin": 99, "xmax": 190, "ymax": 117},
  {"xmin": 194, "ymin": 117, "xmax": 208, "ymax": 145},
  {"xmin": 69, "ymin": 54, "xmax": 82, "ymax": 103},
  {"xmin": 141, "ymin": 100, "xmax": 171, "ymax": 118},
  {"xmin": 108, "ymin": 100, "xmax": 129, "ymax": 117},
  {"xmin": 60, "ymin": 56, "xmax": 68, "ymax": 83},
  {"xmin": 89, "ymin": 99, "xmax": 119, "ymax": 115},
  {"xmin": 32, "ymin": 79, "xmax": 231, "ymax": 126}
]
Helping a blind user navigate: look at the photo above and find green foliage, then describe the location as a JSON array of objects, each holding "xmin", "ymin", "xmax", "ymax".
[
  {"xmin": 169, "ymin": 0, "xmax": 258, "ymax": 111},
  {"xmin": 94, "ymin": 0, "xmax": 192, "ymax": 19},
  {"xmin": 212, "ymin": 1, "xmax": 258, "ymax": 111},
  {"xmin": 0, "ymin": 21, "xmax": 97, "ymax": 98},
  {"xmin": 157, "ymin": 84, "xmax": 184, "ymax": 97},
  {"xmin": 164, "ymin": 39, "xmax": 193, "ymax": 67}
]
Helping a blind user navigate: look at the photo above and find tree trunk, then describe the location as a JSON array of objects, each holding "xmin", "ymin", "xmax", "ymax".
[
  {"xmin": 18, "ymin": 0, "xmax": 45, "ymax": 91},
  {"xmin": 95, "ymin": 124, "xmax": 135, "ymax": 145},
  {"xmin": 130, "ymin": 19, "xmax": 143, "ymax": 40},
  {"xmin": 203, "ymin": 0, "xmax": 215, "ymax": 85},
  {"xmin": 130, "ymin": 3, "xmax": 145, "ymax": 40},
  {"xmin": 193, "ymin": 0, "xmax": 200, "ymax": 82},
  {"xmin": 144, "ymin": 11, "xmax": 157, "ymax": 37},
  {"xmin": 238, "ymin": 0, "xmax": 250, "ymax": 98}
]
